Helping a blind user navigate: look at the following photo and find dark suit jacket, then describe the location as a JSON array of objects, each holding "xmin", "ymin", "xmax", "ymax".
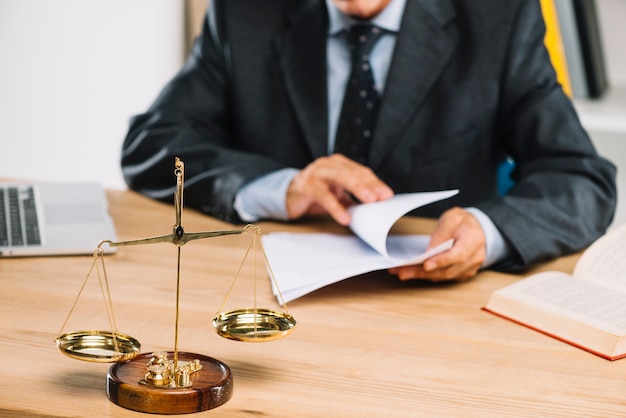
[{"xmin": 122, "ymin": 0, "xmax": 616, "ymax": 271}]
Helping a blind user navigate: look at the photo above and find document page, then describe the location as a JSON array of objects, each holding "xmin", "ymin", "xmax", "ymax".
[
  {"xmin": 348, "ymin": 190, "xmax": 458, "ymax": 257},
  {"xmin": 263, "ymin": 190, "xmax": 458, "ymax": 302}
]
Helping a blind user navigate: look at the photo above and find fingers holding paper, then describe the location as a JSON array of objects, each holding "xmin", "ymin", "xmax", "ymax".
[
  {"xmin": 388, "ymin": 207, "xmax": 486, "ymax": 281},
  {"xmin": 286, "ymin": 154, "xmax": 394, "ymax": 225}
]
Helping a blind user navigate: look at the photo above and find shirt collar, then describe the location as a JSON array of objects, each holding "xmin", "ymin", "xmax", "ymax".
[{"xmin": 325, "ymin": 0, "xmax": 406, "ymax": 35}]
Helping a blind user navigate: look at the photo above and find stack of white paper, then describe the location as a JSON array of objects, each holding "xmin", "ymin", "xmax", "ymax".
[{"xmin": 262, "ymin": 190, "xmax": 458, "ymax": 302}]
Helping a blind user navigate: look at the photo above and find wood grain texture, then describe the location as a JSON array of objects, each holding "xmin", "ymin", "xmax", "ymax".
[{"xmin": 2, "ymin": 189, "xmax": 626, "ymax": 417}]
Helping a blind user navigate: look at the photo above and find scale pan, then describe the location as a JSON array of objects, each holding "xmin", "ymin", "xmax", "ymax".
[
  {"xmin": 56, "ymin": 330, "xmax": 141, "ymax": 363},
  {"xmin": 213, "ymin": 308, "xmax": 296, "ymax": 342}
]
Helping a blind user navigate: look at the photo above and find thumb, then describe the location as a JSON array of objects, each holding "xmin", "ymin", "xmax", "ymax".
[{"xmin": 427, "ymin": 207, "xmax": 465, "ymax": 249}]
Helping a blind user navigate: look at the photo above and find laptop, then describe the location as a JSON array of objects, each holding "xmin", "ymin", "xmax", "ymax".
[{"xmin": 0, "ymin": 182, "xmax": 117, "ymax": 257}]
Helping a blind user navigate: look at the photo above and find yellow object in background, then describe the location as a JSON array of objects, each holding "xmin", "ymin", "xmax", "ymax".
[{"xmin": 540, "ymin": 0, "xmax": 573, "ymax": 97}]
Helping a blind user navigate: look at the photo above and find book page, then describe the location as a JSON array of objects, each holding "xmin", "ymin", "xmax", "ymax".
[
  {"xmin": 490, "ymin": 271, "xmax": 626, "ymax": 335},
  {"xmin": 573, "ymin": 223, "xmax": 626, "ymax": 291}
]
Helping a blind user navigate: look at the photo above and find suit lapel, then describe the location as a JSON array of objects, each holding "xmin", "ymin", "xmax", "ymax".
[
  {"xmin": 273, "ymin": 0, "xmax": 329, "ymax": 160},
  {"xmin": 370, "ymin": 0, "xmax": 458, "ymax": 168}
]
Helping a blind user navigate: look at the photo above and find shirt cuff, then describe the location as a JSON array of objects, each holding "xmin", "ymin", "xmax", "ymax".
[
  {"xmin": 233, "ymin": 168, "xmax": 299, "ymax": 222},
  {"xmin": 463, "ymin": 207, "xmax": 510, "ymax": 268}
]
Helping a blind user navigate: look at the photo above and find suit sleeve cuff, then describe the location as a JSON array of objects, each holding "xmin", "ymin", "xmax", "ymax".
[
  {"xmin": 464, "ymin": 207, "xmax": 511, "ymax": 268},
  {"xmin": 234, "ymin": 168, "xmax": 299, "ymax": 222}
]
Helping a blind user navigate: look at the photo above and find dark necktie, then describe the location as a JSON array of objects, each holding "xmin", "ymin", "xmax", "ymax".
[{"xmin": 333, "ymin": 24, "xmax": 384, "ymax": 165}]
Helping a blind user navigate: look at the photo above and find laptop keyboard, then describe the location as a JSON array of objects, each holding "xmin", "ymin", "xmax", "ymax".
[{"xmin": 0, "ymin": 186, "xmax": 42, "ymax": 247}]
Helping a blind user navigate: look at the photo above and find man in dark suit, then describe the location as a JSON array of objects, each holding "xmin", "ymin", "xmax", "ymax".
[{"xmin": 121, "ymin": 0, "xmax": 616, "ymax": 281}]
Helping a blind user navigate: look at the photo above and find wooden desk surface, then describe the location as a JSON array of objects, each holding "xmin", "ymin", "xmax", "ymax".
[{"xmin": 2, "ymin": 189, "xmax": 626, "ymax": 417}]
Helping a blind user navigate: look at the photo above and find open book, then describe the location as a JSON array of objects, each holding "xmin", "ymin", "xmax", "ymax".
[
  {"xmin": 483, "ymin": 222, "xmax": 626, "ymax": 360},
  {"xmin": 262, "ymin": 190, "xmax": 458, "ymax": 302}
]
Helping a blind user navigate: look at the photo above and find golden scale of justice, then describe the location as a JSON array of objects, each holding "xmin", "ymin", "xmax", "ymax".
[{"xmin": 55, "ymin": 158, "xmax": 296, "ymax": 414}]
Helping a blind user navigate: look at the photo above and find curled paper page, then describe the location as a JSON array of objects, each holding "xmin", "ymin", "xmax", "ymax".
[
  {"xmin": 347, "ymin": 190, "xmax": 458, "ymax": 257},
  {"xmin": 263, "ymin": 190, "xmax": 458, "ymax": 302}
]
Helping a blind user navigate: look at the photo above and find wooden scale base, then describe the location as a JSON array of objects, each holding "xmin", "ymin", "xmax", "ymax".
[{"xmin": 106, "ymin": 352, "xmax": 233, "ymax": 414}]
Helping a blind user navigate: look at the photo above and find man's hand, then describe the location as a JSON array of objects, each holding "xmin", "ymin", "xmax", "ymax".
[
  {"xmin": 286, "ymin": 154, "xmax": 394, "ymax": 225},
  {"xmin": 388, "ymin": 207, "xmax": 486, "ymax": 281}
]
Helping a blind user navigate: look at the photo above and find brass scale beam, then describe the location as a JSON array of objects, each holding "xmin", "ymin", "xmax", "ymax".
[{"xmin": 97, "ymin": 157, "xmax": 253, "ymax": 372}]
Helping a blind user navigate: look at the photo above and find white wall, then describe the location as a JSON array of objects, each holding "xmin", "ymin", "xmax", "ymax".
[
  {"xmin": 0, "ymin": 0, "xmax": 186, "ymax": 189},
  {"xmin": 578, "ymin": 0, "xmax": 626, "ymax": 229},
  {"xmin": 596, "ymin": 0, "xmax": 626, "ymax": 85}
]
